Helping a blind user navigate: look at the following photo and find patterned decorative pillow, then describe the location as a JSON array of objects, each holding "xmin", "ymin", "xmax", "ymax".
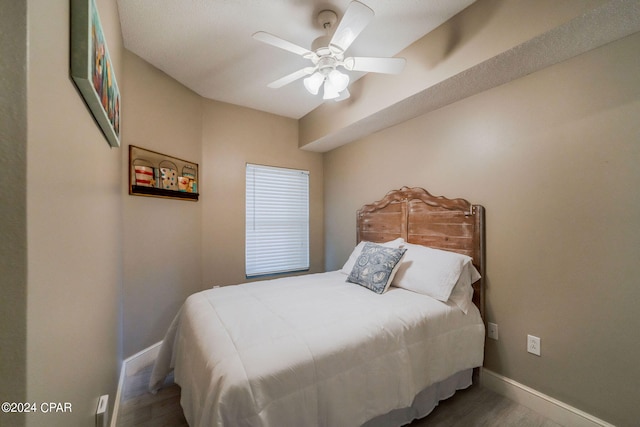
[
  {"xmin": 347, "ymin": 243, "xmax": 407, "ymax": 294},
  {"xmin": 340, "ymin": 238, "xmax": 404, "ymax": 275}
]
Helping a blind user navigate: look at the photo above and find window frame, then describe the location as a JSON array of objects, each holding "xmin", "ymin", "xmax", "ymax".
[{"xmin": 245, "ymin": 163, "xmax": 310, "ymax": 278}]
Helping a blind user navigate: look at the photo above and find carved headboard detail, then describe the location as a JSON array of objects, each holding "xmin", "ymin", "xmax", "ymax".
[{"xmin": 356, "ymin": 187, "xmax": 486, "ymax": 318}]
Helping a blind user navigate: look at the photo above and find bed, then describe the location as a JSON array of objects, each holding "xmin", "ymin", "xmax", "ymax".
[{"xmin": 150, "ymin": 186, "xmax": 486, "ymax": 427}]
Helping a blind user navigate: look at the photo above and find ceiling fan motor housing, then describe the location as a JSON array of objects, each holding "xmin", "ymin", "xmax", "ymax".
[{"xmin": 317, "ymin": 56, "xmax": 339, "ymax": 76}]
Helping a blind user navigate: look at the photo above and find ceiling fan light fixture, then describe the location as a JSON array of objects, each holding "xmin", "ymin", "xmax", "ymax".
[
  {"xmin": 322, "ymin": 80, "xmax": 340, "ymax": 100},
  {"xmin": 328, "ymin": 69, "xmax": 350, "ymax": 92},
  {"xmin": 335, "ymin": 88, "xmax": 351, "ymax": 102},
  {"xmin": 255, "ymin": 1, "xmax": 403, "ymax": 103},
  {"xmin": 303, "ymin": 72, "xmax": 324, "ymax": 95}
]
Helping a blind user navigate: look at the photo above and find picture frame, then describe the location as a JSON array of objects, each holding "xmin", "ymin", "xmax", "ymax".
[
  {"xmin": 128, "ymin": 145, "xmax": 200, "ymax": 201},
  {"xmin": 70, "ymin": 0, "xmax": 121, "ymax": 148}
]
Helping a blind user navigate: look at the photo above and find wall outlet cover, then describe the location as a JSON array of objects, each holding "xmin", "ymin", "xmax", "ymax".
[
  {"xmin": 96, "ymin": 394, "xmax": 108, "ymax": 427},
  {"xmin": 527, "ymin": 334, "xmax": 541, "ymax": 356}
]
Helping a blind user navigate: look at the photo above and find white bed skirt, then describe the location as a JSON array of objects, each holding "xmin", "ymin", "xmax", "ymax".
[
  {"xmin": 150, "ymin": 272, "xmax": 484, "ymax": 426},
  {"xmin": 362, "ymin": 368, "xmax": 473, "ymax": 426}
]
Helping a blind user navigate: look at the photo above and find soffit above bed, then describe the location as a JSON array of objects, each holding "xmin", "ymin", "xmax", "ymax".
[
  {"xmin": 117, "ymin": 0, "xmax": 476, "ymax": 119},
  {"xmin": 298, "ymin": 0, "xmax": 640, "ymax": 152}
]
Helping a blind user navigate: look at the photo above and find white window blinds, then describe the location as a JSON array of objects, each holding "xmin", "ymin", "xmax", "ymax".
[{"xmin": 245, "ymin": 164, "xmax": 309, "ymax": 277}]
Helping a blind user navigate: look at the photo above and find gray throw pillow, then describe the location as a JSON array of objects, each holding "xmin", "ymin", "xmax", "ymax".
[{"xmin": 347, "ymin": 242, "xmax": 407, "ymax": 294}]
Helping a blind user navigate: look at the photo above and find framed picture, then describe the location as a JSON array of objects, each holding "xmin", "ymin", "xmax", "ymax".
[{"xmin": 70, "ymin": 0, "xmax": 121, "ymax": 148}]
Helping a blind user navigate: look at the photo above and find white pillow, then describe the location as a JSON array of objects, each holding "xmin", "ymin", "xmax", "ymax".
[
  {"xmin": 448, "ymin": 262, "xmax": 481, "ymax": 314},
  {"xmin": 391, "ymin": 242, "xmax": 476, "ymax": 302},
  {"xmin": 340, "ymin": 238, "xmax": 404, "ymax": 275}
]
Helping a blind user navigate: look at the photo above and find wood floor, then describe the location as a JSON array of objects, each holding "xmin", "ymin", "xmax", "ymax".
[{"xmin": 116, "ymin": 363, "xmax": 562, "ymax": 427}]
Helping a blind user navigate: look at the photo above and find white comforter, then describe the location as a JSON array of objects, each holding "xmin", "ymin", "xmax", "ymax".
[{"xmin": 150, "ymin": 271, "xmax": 485, "ymax": 427}]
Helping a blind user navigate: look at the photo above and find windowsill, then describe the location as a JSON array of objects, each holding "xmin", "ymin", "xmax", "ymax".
[{"xmin": 245, "ymin": 268, "xmax": 310, "ymax": 281}]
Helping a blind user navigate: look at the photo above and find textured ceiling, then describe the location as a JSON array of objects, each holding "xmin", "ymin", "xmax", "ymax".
[{"xmin": 117, "ymin": 0, "xmax": 476, "ymax": 119}]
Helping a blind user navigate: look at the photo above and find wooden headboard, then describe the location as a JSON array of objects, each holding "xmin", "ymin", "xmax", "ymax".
[{"xmin": 356, "ymin": 187, "xmax": 486, "ymax": 318}]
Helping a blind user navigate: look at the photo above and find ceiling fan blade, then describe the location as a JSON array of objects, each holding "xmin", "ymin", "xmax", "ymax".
[
  {"xmin": 343, "ymin": 57, "xmax": 406, "ymax": 74},
  {"xmin": 267, "ymin": 67, "xmax": 316, "ymax": 89},
  {"xmin": 329, "ymin": 1, "xmax": 374, "ymax": 54},
  {"xmin": 253, "ymin": 31, "xmax": 315, "ymax": 58}
]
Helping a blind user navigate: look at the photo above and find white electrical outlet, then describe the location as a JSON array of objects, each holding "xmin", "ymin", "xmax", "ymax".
[
  {"xmin": 527, "ymin": 335, "xmax": 541, "ymax": 356},
  {"xmin": 487, "ymin": 322, "xmax": 498, "ymax": 340}
]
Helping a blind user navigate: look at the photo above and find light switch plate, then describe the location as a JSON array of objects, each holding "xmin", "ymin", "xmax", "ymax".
[{"xmin": 487, "ymin": 322, "xmax": 498, "ymax": 340}]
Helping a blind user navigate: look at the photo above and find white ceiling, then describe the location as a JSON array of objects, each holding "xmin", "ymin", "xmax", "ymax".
[{"xmin": 117, "ymin": 0, "xmax": 476, "ymax": 119}]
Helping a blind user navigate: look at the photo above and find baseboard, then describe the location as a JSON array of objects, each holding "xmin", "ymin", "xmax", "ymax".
[
  {"xmin": 123, "ymin": 342, "xmax": 162, "ymax": 376},
  {"xmin": 110, "ymin": 342, "xmax": 162, "ymax": 427},
  {"xmin": 110, "ymin": 363, "xmax": 125, "ymax": 427},
  {"xmin": 481, "ymin": 369, "xmax": 614, "ymax": 427}
]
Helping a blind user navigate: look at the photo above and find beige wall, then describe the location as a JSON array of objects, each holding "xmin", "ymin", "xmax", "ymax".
[
  {"xmin": 121, "ymin": 51, "xmax": 204, "ymax": 357},
  {"xmin": 0, "ymin": 1, "xmax": 28, "ymax": 426},
  {"xmin": 200, "ymin": 100, "xmax": 324, "ymax": 287},
  {"xmin": 24, "ymin": 0, "xmax": 123, "ymax": 425},
  {"xmin": 121, "ymin": 57, "xmax": 324, "ymax": 356},
  {"xmin": 323, "ymin": 33, "xmax": 640, "ymax": 426},
  {"xmin": 10, "ymin": 1, "xmax": 637, "ymax": 425}
]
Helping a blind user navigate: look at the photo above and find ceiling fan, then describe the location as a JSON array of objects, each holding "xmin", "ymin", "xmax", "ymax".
[{"xmin": 252, "ymin": 1, "xmax": 406, "ymax": 101}]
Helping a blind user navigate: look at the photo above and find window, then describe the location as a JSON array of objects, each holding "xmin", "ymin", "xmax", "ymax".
[{"xmin": 245, "ymin": 164, "xmax": 309, "ymax": 277}]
